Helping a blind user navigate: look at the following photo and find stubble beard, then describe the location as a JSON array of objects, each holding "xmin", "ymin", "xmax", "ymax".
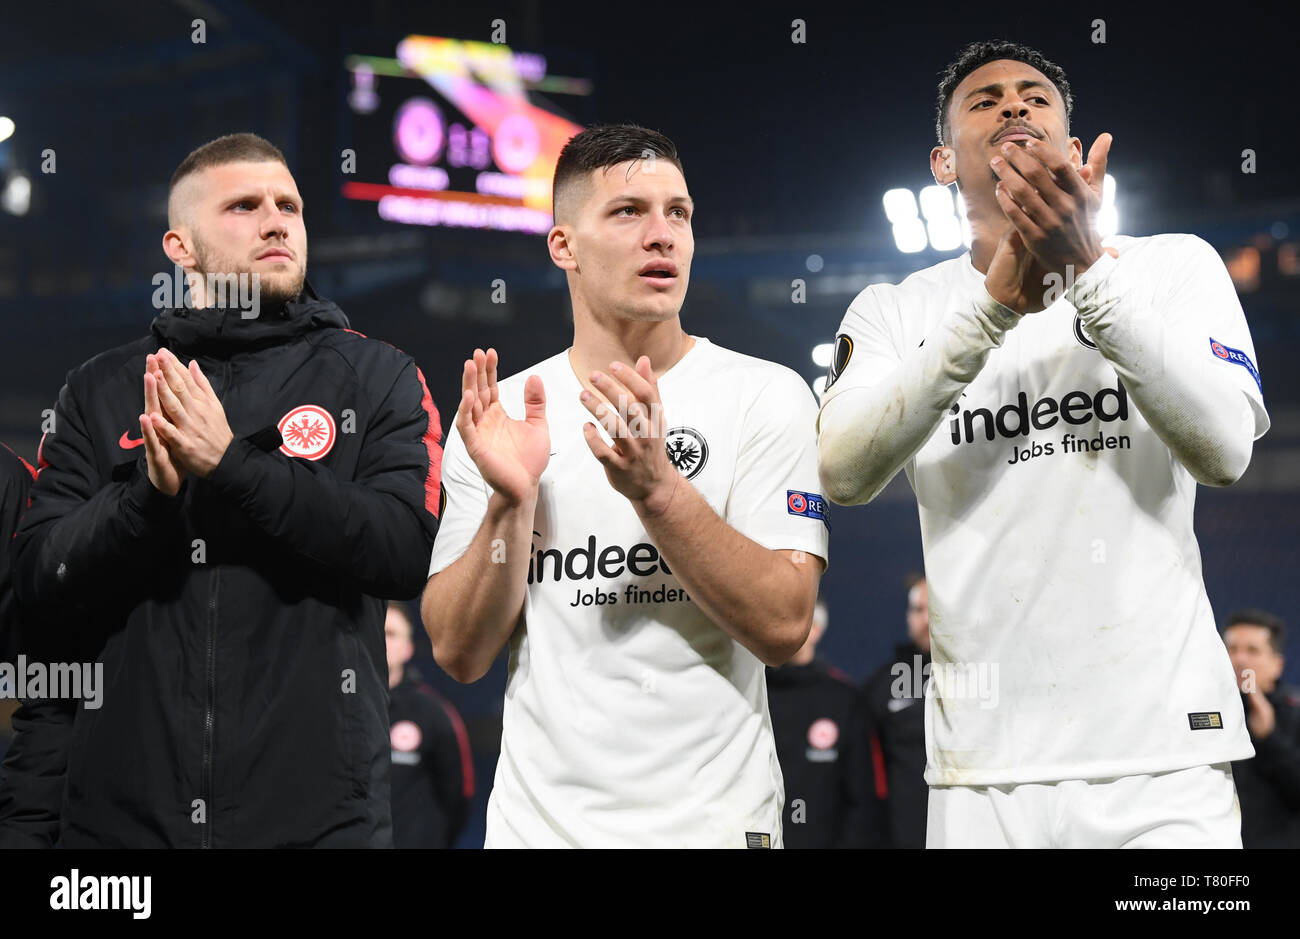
[{"xmin": 191, "ymin": 234, "xmax": 306, "ymax": 314}]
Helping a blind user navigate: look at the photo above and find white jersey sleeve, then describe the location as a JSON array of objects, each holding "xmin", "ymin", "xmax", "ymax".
[
  {"xmin": 427, "ymin": 420, "xmax": 491, "ymax": 576},
  {"xmin": 724, "ymin": 366, "xmax": 830, "ymax": 566},
  {"xmin": 817, "ymin": 280, "xmax": 1021, "ymax": 505},
  {"xmin": 1068, "ymin": 234, "xmax": 1270, "ymax": 485}
]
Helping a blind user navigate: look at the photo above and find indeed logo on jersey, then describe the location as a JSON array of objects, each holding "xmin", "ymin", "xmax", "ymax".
[
  {"xmin": 1209, "ymin": 337, "xmax": 1262, "ymax": 392},
  {"xmin": 528, "ymin": 534, "xmax": 673, "ymax": 583},
  {"xmin": 786, "ymin": 490, "xmax": 829, "ymax": 529},
  {"xmin": 528, "ymin": 533, "xmax": 696, "ymax": 608},
  {"xmin": 949, "ymin": 379, "xmax": 1129, "ymax": 445}
]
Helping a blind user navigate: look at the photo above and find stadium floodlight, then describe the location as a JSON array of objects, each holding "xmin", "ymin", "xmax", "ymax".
[
  {"xmin": 887, "ymin": 185, "xmax": 967, "ymax": 254},
  {"xmin": 883, "ymin": 188, "xmax": 918, "ymax": 224},
  {"xmin": 955, "ymin": 190, "xmax": 972, "ymax": 247},
  {"xmin": 927, "ymin": 216, "xmax": 963, "ymax": 252},
  {"xmin": 812, "ymin": 376, "xmax": 828, "ymax": 397},
  {"xmin": 0, "ymin": 117, "xmax": 13, "ymax": 144},
  {"xmin": 918, "ymin": 185, "xmax": 954, "ymax": 222},
  {"xmin": 811, "ymin": 342, "xmax": 834, "ymax": 368},
  {"xmin": 1096, "ymin": 174, "xmax": 1118, "ymax": 237},
  {"xmin": 893, "ymin": 217, "xmax": 928, "ymax": 254},
  {"xmin": 1, "ymin": 172, "xmax": 30, "ymax": 216}
]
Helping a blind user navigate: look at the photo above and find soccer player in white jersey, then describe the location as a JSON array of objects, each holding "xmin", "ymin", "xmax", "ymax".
[
  {"xmin": 818, "ymin": 42, "xmax": 1270, "ymax": 848},
  {"xmin": 420, "ymin": 125, "xmax": 829, "ymax": 848}
]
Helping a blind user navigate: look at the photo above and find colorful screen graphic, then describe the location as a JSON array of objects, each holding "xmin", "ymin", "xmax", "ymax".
[{"xmin": 342, "ymin": 36, "xmax": 589, "ymax": 235}]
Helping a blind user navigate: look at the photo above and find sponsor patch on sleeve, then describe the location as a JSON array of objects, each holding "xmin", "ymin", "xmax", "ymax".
[
  {"xmin": 1209, "ymin": 338, "xmax": 1262, "ymax": 393},
  {"xmin": 745, "ymin": 831, "xmax": 772, "ymax": 849},
  {"xmin": 787, "ymin": 490, "xmax": 830, "ymax": 529},
  {"xmin": 1187, "ymin": 711, "xmax": 1223, "ymax": 731}
]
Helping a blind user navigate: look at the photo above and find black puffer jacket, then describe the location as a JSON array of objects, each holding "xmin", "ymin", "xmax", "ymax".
[
  {"xmin": 0, "ymin": 441, "xmax": 35, "ymax": 664},
  {"xmin": 12, "ymin": 286, "xmax": 442, "ymax": 847}
]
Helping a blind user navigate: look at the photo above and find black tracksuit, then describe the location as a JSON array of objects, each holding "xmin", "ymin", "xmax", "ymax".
[
  {"xmin": 1233, "ymin": 684, "xmax": 1300, "ymax": 848},
  {"xmin": 862, "ymin": 641, "xmax": 930, "ymax": 849},
  {"xmin": 766, "ymin": 659, "xmax": 880, "ymax": 848},
  {"xmin": 0, "ymin": 443, "xmax": 69, "ymax": 851},
  {"xmin": 9, "ymin": 288, "xmax": 441, "ymax": 847},
  {"xmin": 0, "ymin": 442, "xmax": 34, "ymax": 665},
  {"xmin": 389, "ymin": 667, "xmax": 473, "ymax": 849}
]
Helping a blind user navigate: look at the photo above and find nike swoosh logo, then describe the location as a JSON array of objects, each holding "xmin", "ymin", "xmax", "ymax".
[
  {"xmin": 886, "ymin": 697, "xmax": 918, "ymax": 712},
  {"xmin": 119, "ymin": 431, "xmax": 144, "ymax": 449}
]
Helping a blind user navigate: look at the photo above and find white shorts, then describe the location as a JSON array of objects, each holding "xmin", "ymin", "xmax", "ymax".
[{"xmin": 926, "ymin": 762, "xmax": 1241, "ymax": 848}]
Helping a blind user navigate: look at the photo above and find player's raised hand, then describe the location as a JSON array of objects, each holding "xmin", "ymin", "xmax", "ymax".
[
  {"xmin": 457, "ymin": 348, "xmax": 550, "ymax": 505},
  {"xmin": 145, "ymin": 348, "xmax": 234, "ymax": 477},
  {"xmin": 141, "ymin": 369, "xmax": 185, "ymax": 496},
  {"xmin": 580, "ymin": 356, "xmax": 678, "ymax": 517},
  {"xmin": 1076, "ymin": 133, "xmax": 1112, "ymax": 206},
  {"xmin": 984, "ymin": 226, "xmax": 1054, "ymax": 315},
  {"xmin": 1244, "ymin": 686, "xmax": 1276, "ymax": 739},
  {"xmin": 990, "ymin": 133, "xmax": 1113, "ymax": 279}
]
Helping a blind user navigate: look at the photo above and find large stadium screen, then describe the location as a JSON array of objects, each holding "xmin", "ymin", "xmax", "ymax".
[{"xmin": 342, "ymin": 35, "xmax": 590, "ymax": 235}]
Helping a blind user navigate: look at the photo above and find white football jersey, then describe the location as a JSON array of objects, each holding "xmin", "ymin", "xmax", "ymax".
[
  {"xmin": 430, "ymin": 336, "xmax": 830, "ymax": 846},
  {"xmin": 821, "ymin": 234, "xmax": 1269, "ymax": 786}
]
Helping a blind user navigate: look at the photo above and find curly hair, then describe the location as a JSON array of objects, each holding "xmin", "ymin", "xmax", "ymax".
[{"xmin": 935, "ymin": 41, "xmax": 1073, "ymax": 145}]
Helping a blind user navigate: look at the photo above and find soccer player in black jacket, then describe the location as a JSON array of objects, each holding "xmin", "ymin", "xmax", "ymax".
[
  {"xmin": 0, "ymin": 440, "xmax": 75, "ymax": 849},
  {"xmin": 0, "ymin": 441, "xmax": 35, "ymax": 667},
  {"xmin": 9, "ymin": 133, "xmax": 442, "ymax": 847}
]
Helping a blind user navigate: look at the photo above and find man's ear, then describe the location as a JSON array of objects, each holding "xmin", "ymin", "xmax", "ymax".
[
  {"xmin": 1068, "ymin": 136, "xmax": 1084, "ymax": 171},
  {"xmin": 162, "ymin": 229, "xmax": 196, "ymax": 270},
  {"xmin": 547, "ymin": 224, "xmax": 577, "ymax": 273},
  {"xmin": 930, "ymin": 146, "xmax": 958, "ymax": 185}
]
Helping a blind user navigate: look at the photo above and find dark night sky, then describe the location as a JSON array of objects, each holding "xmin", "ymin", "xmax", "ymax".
[
  {"xmin": 4, "ymin": 1, "xmax": 1296, "ymax": 238},
  {"xmin": 285, "ymin": 1, "xmax": 1300, "ymax": 234}
]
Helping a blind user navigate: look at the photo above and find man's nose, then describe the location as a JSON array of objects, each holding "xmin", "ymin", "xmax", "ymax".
[
  {"xmin": 260, "ymin": 205, "xmax": 289, "ymax": 239},
  {"xmin": 1000, "ymin": 99, "xmax": 1030, "ymax": 121},
  {"xmin": 644, "ymin": 214, "xmax": 674, "ymax": 250}
]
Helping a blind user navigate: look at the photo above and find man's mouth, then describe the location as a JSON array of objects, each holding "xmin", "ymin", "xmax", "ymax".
[
  {"xmin": 993, "ymin": 126, "xmax": 1041, "ymax": 146},
  {"xmin": 257, "ymin": 249, "xmax": 293, "ymax": 261},
  {"xmin": 639, "ymin": 260, "xmax": 678, "ymax": 285}
]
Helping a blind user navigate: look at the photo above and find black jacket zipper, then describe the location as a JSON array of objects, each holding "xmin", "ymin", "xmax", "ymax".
[
  {"xmin": 200, "ymin": 358, "xmax": 233, "ymax": 848},
  {"xmin": 201, "ymin": 569, "xmax": 219, "ymax": 848}
]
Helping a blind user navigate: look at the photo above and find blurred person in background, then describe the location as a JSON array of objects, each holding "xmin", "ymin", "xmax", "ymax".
[
  {"xmin": 766, "ymin": 599, "xmax": 879, "ymax": 847},
  {"xmin": 0, "ymin": 441, "xmax": 72, "ymax": 849},
  {"xmin": 0, "ymin": 442, "xmax": 35, "ymax": 671},
  {"xmin": 1223, "ymin": 608, "xmax": 1300, "ymax": 848},
  {"xmin": 386, "ymin": 602, "xmax": 473, "ymax": 849},
  {"xmin": 861, "ymin": 574, "xmax": 930, "ymax": 848}
]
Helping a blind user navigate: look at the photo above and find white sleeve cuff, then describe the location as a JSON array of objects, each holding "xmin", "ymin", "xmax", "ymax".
[{"xmin": 1065, "ymin": 251, "xmax": 1121, "ymax": 316}]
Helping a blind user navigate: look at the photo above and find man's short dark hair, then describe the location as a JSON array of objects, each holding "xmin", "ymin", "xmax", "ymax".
[
  {"xmin": 1225, "ymin": 608, "xmax": 1287, "ymax": 654},
  {"xmin": 167, "ymin": 133, "xmax": 288, "ymax": 230},
  {"xmin": 169, "ymin": 132, "xmax": 287, "ymax": 197},
  {"xmin": 552, "ymin": 124, "xmax": 684, "ymax": 223},
  {"xmin": 935, "ymin": 41, "xmax": 1073, "ymax": 145}
]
